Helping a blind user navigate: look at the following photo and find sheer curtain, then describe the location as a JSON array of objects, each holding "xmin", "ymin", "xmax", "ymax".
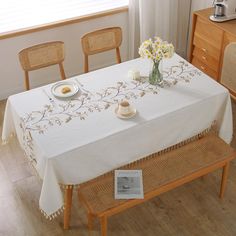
[
  {"xmin": 129, "ymin": 0, "xmax": 192, "ymax": 59},
  {"xmin": 128, "ymin": 0, "xmax": 140, "ymax": 59},
  {"xmin": 128, "ymin": 0, "xmax": 214, "ymax": 60}
]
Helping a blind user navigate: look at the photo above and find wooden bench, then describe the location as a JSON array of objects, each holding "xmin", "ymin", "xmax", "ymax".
[{"xmin": 78, "ymin": 133, "xmax": 235, "ymax": 236}]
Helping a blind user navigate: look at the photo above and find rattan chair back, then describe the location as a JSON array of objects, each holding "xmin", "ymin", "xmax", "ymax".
[
  {"xmin": 221, "ymin": 42, "xmax": 236, "ymax": 100},
  {"xmin": 81, "ymin": 27, "xmax": 122, "ymax": 73},
  {"xmin": 18, "ymin": 41, "xmax": 66, "ymax": 90}
]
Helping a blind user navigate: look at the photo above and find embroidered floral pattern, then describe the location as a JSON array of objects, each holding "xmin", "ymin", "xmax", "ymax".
[{"xmin": 19, "ymin": 60, "xmax": 201, "ymax": 161}]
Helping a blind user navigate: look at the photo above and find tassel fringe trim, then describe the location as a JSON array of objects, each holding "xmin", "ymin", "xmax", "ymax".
[
  {"xmin": 81, "ymin": 124, "xmax": 218, "ymax": 183},
  {"xmin": 60, "ymin": 184, "xmax": 79, "ymax": 190},
  {"xmin": 40, "ymin": 206, "xmax": 64, "ymax": 220},
  {"xmin": 2, "ymin": 132, "xmax": 15, "ymax": 145},
  {"xmin": 39, "ymin": 184, "xmax": 80, "ymax": 220}
]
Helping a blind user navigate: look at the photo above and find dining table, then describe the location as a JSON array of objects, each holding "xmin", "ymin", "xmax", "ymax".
[{"xmin": 2, "ymin": 53, "xmax": 233, "ymax": 229}]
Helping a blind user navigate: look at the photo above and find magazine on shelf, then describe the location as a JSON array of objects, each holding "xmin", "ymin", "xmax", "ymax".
[{"xmin": 114, "ymin": 170, "xmax": 144, "ymax": 199}]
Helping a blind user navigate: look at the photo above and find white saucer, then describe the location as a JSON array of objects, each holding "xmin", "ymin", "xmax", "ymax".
[
  {"xmin": 51, "ymin": 81, "xmax": 79, "ymax": 98},
  {"xmin": 115, "ymin": 107, "xmax": 137, "ymax": 119}
]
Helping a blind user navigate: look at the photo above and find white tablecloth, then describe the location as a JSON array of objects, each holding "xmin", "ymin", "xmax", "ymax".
[{"xmin": 2, "ymin": 54, "xmax": 233, "ymax": 217}]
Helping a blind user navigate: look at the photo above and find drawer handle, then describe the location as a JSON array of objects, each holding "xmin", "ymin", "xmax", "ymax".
[
  {"xmin": 202, "ymin": 56, "xmax": 207, "ymax": 60},
  {"xmin": 200, "ymin": 66, "xmax": 206, "ymax": 70},
  {"xmin": 201, "ymin": 48, "xmax": 207, "ymax": 52}
]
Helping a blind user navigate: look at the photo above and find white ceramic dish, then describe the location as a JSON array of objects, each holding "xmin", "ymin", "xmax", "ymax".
[
  {"xmin": 115, "ymin": 106, "xmax": 137, "ymax": 119},
  {"xmin": 51, "ymin": 81, "xmax": 79, "ymax": 98}
]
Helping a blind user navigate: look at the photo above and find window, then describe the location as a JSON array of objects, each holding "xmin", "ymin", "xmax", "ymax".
[{"xmin": 0, "ymin": 0, "xmax": 128, "ymax": 37}]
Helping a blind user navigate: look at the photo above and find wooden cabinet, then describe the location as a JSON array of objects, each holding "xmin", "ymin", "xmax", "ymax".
[{"xmin": 189, "ymin": 8, "xmax": 236, "ymax": 81}]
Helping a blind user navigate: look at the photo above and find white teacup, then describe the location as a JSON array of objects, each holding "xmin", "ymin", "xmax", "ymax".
[{"xmin": 117, "ymin": 100, "xmax": 132, "ymax": 115}]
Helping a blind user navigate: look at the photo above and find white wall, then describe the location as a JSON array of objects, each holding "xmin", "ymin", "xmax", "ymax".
[
  {"xmin": 0, "ymin": 12, "xmax": 128, "ymax": 100},
  {"xmin": 191, "ymin": 0, "xmax": 213, "ymax": 12}
]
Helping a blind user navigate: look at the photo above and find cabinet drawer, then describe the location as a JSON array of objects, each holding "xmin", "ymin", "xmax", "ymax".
[
  {"xmin": 193, "ymin": 34, "xmax": 221, "ymax": 59},
  {"xmin": 193, "ymin": 46, "xmax": 219, "ymax": 72},
  {"xmin": 195, "ymin": 17, "xmax": 223, "ymax": 47},
  {"xmin": 192, "ymin": 57, "xmax": 218, "ymax": 80}
]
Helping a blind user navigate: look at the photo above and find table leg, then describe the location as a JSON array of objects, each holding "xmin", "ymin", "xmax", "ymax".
[{"xmin": 64, "ymin": 185, "xmax": 73, "ymax": 230}]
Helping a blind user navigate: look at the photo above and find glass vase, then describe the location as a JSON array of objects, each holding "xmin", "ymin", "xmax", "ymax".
[{"xmin": 149, "ymin": 60, "xmax": 163, "ymax": 85}]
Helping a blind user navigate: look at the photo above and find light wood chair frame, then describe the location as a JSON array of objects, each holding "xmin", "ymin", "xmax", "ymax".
[
  {"xmin": 81, "ymin": 27, "xmax": 122, "ymax": 73},
  {"xmin": 18, "ymin": 41, "xmax": 66, "ymax": 90}
]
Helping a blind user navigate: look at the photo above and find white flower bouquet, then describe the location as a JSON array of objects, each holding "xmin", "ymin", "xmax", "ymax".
[
  {"xmin": 139, "ymin": 37, "xmax": 174, "ymax": 85},
  {"xmin": 139, "ymin": 37, "xmax": 174, "ymax": 63}
]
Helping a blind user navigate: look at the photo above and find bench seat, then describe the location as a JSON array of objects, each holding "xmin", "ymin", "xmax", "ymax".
[{"xmin": 78, "ymin": 134, "xmax": 235, "ymax": 236}]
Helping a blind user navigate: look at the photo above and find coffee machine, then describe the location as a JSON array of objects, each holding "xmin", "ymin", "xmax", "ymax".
[{"xmin": 210, "ymin": 0, "xmax": 236, "ymax": 22}]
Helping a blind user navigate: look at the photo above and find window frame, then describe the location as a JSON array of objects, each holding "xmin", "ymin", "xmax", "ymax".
[{"xmin": 0, "ymin": 4, "xmax": 128, "ymax": 40}]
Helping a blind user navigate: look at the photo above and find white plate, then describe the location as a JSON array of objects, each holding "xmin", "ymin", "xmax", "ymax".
[
  {"xmin": 51, "ymin": 81, "xmax": 79, "ymax": 98},
  {"xmin": 115, "ymin": 106, "xmax": 137, "ymax": 119}
]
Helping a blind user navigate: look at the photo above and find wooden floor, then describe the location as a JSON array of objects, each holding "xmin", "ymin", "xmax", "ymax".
[{"xmin": 0, "ymin": 99, "xmax": 236, "ymax": 236}]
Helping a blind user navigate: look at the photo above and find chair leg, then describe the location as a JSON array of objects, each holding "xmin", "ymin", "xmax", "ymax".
[
  {"xmin": 100, "ymin": 216, "xmax": 108, "ymax": 236},
  {"xmin": 24, "ymin": 71, "xmax": 30, "ymax": 90},
  {"xmin": 220, "ymin": 162, "xmax": 230, "ymax": 199},
  {"xmin": 116, "ymin": 47, "xmax": 121, "ymax": 64},
  {"xmin": 59, "ymin": 63, "xmax": 66, "ymax": 80},
  {"xmin": 84, "ymin": 55, "xmax": 89, "ymax": 73}
]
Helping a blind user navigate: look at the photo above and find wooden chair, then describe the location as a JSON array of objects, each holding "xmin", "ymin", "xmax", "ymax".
[
  {"xmin": 220, "ymin": 42, "xmax": 236, "ymax": 100},
  {"xmin": 81, "ymin": 27, "xmax": 122, "ymax": 73},
  {"xmin": 18, "ymin": 41, "xmax": 66, "ymax": 90}
]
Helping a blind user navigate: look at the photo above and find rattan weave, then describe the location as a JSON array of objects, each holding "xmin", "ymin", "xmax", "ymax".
[
  {"xmin": 78, "ymin": 134, "xmax": 234, "ymax": 215},
  {"xmin": 81, "ymin": 27, "xmax": 122, "ymax": 73},
  {"xmin": 221, "ymin": 42, "xmax": 236, "ymax": 99},
  {"xmin": 18, "ymin": 41, "xmax": 66, "ymax": 90},
  {"xmin": 19, "ymin": 41, "xmax": 65, "ymax": 71}
]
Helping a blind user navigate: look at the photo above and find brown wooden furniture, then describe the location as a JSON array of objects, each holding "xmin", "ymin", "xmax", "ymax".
[
  {"xmin": 189, "ymin": 8, "xmax": 236, "ymax": 81},
  {"xmin": 220, "ymin": 42, "xmax": 236, "ymax": 99},
  {"xmin": 81, "ymin": 27, "xmax": 122, "ymax": 73},
  {"xmin": 78, "ymin": 133, "xmax": 235, "ymax": 236},
  {"xmin": 18, "ymin": 41, "xmax": 66, "ymax": 90}
]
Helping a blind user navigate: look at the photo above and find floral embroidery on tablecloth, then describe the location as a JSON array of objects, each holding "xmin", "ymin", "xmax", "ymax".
[{"xmin": 19, "ymin": 60, "xmax": 201, "ymax": 161}]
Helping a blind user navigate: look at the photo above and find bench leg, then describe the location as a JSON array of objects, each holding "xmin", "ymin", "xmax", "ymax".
[
  {"xmin": 88, "ymin": 213, "xmax": 94, "ymax": 231},
  {"xmin": 200, "ymin": 174, "xmax": 208, "ymax": 181},
  {"xmin": 64, "ymin": 185, "xmax": 74, "ymax": 229},
  {"xmin": 100, "ymin": 216, "xmax": 108, "ymax": 236},
  {"xmin": 220, "ymin": 162, "xmax": 230, "ymax": 199}
]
